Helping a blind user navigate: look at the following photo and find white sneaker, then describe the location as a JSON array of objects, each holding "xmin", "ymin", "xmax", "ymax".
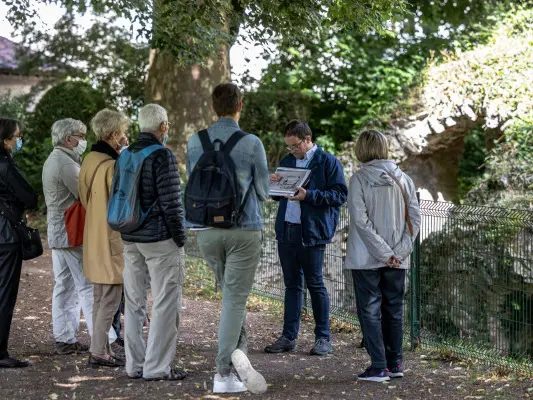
[
  {"xmin": 231, "ymin": 349, "xmax": 268, "ymax": 394},
  {"xmin": 213, "ymin": 373, "xmax": 246, "ymax": 393}
]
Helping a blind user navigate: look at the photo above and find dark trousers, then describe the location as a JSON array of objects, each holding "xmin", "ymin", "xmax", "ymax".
[
  {"xmin": 112, "ymin": 293, "xmax": 124, "ymax": 340},
  {"xmin": 352, "ymin": 268, "xmax": 405, "ymax": 370},
  {"xmin": 278, "ymin": 223, "xmax": 330, "ymax": 341},
  {"xmin": 0, "ymin": 247, "xmax": 23, "ymax": 359}
]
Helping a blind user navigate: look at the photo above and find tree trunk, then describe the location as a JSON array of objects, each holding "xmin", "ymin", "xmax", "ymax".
[{"xmin": 144, "ymin": 47, "xmax": 230, "ymax": 164}]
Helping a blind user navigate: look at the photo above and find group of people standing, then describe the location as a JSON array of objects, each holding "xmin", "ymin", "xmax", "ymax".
[{"xmin": 0, "ymin": 82, "xmax": 421, "ymax": 394}]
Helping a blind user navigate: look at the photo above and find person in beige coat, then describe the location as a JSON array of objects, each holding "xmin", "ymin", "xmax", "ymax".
[{"xmin": 79, "ymin": 109, "xmax": 129, "ymax": 368}]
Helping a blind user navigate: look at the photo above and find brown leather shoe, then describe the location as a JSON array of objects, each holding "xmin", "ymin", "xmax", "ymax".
[{"xmin": 88, "ymin": 354, "xmax": 125, "ymax": 368}]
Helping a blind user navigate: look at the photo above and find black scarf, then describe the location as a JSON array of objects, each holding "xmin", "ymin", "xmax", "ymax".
[{"xmin": 91, "ymin": 141, "xmax": 119, "ymax": 160}]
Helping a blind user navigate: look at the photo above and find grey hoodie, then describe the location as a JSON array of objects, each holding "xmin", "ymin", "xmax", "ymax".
[{"xmin": 345, "ymin": 159, "xmax": 421, "ymax": 270}]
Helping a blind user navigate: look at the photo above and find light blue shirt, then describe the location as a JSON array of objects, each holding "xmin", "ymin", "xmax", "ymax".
[
  {"xmin": 185, "ymin": 118, "xmax": 270, "ymax": 230},
  {"xmin": 284, "ymin": 145, "xmax": 317, "ymax": 223}
]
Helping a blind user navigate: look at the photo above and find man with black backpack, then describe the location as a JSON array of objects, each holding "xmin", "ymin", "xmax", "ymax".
[
  {"xmin": 185, "ymin": 83, "xmax": 269, "ymax": 394},
  {"xmin": 112, "ymin": 104, "xmax": 187, "ymax": 381}
]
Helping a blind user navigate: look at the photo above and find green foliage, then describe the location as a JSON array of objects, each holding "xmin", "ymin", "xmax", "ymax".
[
  {"xmin": 29, "ymin": 80, "xmax": 106, "ymax": 142},
  {"xmin": 254, "ymin": 0, "xmax": 510, "ymax": 145},
  {"xmin": 240, "ymin": 90, "xmax": 313, "ymax": 166},
  {"xmin": 12, "ymin": 81, "xmax": 106, "ymax": 194},
  {"xmin": 18, "ymin": 14, "xmax": 148, "ymax": 115},
  {"xmin": 468, "ymin": 118, "xmax": 533, "ymax": 208},
  {"xmin": 0, "ymin": 92, "xmax": 29, "ymax": 122},
  {"xmin": 6, "ymin": 0, "xmax": 408, "ymax": 65},
  {"xmin": 457, "ymin": 127, "xmax": 487, "ymax": 202}
]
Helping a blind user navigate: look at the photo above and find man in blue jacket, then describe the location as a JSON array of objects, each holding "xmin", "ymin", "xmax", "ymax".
[{"xmin": 265, "ymin": 120, "xmax": 347, "ymax": 356}]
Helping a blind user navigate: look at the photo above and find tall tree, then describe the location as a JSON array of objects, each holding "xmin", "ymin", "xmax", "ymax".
[{"xmin": 6, "ymin": 0, "xmax": 408, "ymax": 159}]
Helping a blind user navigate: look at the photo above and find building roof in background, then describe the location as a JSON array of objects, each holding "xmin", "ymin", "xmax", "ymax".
[{"xmin": 0, "ymin": 36, "xmax": 20, "ymax": 70}]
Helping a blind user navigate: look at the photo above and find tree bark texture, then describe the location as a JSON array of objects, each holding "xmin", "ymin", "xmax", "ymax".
[{"xmin": 144, "ymin": 47, "xmax": 230, "ymax": 163}]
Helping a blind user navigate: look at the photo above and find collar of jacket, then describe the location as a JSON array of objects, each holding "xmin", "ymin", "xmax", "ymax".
[
  {"xmin": 91, "ymin": 140, "xmax": 119, "ymax": 160},
  {"xmin": 138, "ymin": 132, "xmax": 164, "ymax": 145},
  {"xmin": 213, "ymin": 117, "xmax": 240, "ymax": 130},
  {"xmin": 285, "ymin": 146, "xmax": 324, "ymax": 168},
  {"xmin": 55, "ymin": 146, "xmax": 81, "ymax": 164}
]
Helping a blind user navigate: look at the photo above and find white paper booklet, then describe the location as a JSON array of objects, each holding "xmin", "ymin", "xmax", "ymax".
[{"xmin": 269, "ymin": 167, "xmax": 312, "ymax": 197}]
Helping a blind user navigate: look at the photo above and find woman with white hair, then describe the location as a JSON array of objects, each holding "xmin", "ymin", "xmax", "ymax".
[
  {"xmin": 42, "ymin": 118, "xmax": 94, "ymax": 355},
  {"xmin": 79, "ymin": 108, "xmax": 129, "ymax": 368},
  {"xmin": 345, "ymin": 130, "xmax": 421, "ymax": 382}
]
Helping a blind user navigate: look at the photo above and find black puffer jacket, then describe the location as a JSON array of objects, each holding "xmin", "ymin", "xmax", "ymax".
[
  {"xmin": 121, "ymin": 133, "xmax": 186, "ymax": 247},
  {"xmin": 0, "ymin": 148, "xmax": 38, "ymax": 247}
]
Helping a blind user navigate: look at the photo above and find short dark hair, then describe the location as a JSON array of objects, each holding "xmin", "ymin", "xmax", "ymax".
[
  {"xmin": 0, "ymin": 117, "xmax": 23, "ymax": 142},
  {"xmin": 212, "ymin": 83, "xmax": 243, "ymax": 117},
  {"xmin": 283, "ymin": 120, "xmax": 312, "ymax": 140}
]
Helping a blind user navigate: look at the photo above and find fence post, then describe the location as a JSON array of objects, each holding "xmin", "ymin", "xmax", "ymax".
[{"xmin": 410, "ymin": 192, "xmax": 421, "ymax": 351}]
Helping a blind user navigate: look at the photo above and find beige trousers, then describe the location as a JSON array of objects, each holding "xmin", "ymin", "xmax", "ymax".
[{"xmin": 90, "ymin": 283, "xmax": 123, "ymax": 355}]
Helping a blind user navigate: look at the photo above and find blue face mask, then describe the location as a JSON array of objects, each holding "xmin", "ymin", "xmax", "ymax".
[
  {"xmin": 163, "ymin": 135, "xmax": 169, "ymax": 146},
  {"xmin": 12, "ymin": 138, "xmax": 23, "ymax": 154}
]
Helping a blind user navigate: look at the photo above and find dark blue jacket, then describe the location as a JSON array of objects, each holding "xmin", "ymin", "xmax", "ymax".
[{"xmin": 274, "ymin": 147, "xmax": 347, "ymax": 246}]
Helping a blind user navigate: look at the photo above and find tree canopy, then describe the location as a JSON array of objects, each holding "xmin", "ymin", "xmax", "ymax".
[{"xmin": 6, "ymin": 0, "xmax": 408, "ymax": 64}]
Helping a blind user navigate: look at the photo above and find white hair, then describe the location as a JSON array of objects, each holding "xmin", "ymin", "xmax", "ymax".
[
  {"xmin": 51, "ymin": 118, "xmax": 87, "ymax": 146},
  {"xmin": 138, "ymin": 104, "xmax": 168, "ymax": 132},
  {"xmin": 91, "ymin": 109, "xmax": 130, "ymax": 141}
]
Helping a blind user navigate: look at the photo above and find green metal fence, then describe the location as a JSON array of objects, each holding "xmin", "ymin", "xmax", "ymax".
[{"xmin": 185, "ymin": 199, "xmax": 533, "ymax": 373}]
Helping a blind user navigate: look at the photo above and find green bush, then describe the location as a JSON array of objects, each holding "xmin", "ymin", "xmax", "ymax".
[{"xmin": 28, "ymin": 80, "xmax": 106, "ymax": 142}]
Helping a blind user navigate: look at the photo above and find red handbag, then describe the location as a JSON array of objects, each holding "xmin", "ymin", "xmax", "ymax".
[{"xmin": 64, "ymin": 158, "xmax": 112, "ymax": 247}]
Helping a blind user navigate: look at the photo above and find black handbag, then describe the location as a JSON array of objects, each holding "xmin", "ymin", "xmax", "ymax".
[{"xmin": 0, "ymin": 204, "xmax": 43, "ymax": 260}]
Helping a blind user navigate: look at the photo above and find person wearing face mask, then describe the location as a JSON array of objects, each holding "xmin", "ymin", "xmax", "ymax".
[
  {"xmin": 78, "ymin": 109, "xmax": 130, "ymax": 368},
  {"xmin": 42, "ymin": 119, "xmax": 94, "ymax": 355},
  {"xmin": 0, "ymin": 118, "xmax": 38, "ymax": 368}
]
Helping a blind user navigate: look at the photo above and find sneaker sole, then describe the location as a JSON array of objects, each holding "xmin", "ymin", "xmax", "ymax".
[
  {"xmin": 310, "ymin": 348, "xmax": 333, "ymax": 356},
  {"xmin": 213, "ymin": 383, "xmax": 247, "ymax": 393},
  {"xmin": 358, "ymin": 376, "xmax": 391, "ymax": 382},
  {"xmin": 231, "ymin": 349, "xmax": 268, "ymax": 394},
  {"xmin": 388, "ymin": 372, "xmax": 404, "ymax": 378},
  {"xmin": 264, "ymin": 347, "xmax": 295, "ymax": 354}
]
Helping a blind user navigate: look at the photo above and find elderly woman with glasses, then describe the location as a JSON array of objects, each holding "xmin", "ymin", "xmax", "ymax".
[
  {"xmin": 0, "ymin": 118, "xmax": 38, "ymax": 368},
  {"xmin": 79, "ymin": 109, "xmax": 129, "ymax": 368},
  {"xmin": 42, "ymin": 119, "xmax": 95, "ymax": 356}
]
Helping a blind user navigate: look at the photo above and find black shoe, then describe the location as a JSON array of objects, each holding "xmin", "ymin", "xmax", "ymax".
[
  {"xmin": 143, "ymin": 368, "xmax": 188, "ymax": 381},
  {"xmin": 0, "ymin": 356, "xmax": 30, "ymax": 368},
  {"xmin": 358, "ymin": 366, "xmax": 390, "ymax": 382},
  {"xmin": 56, "ymin": 342, "xmax": 89, "ymax": 355},
  {"xmin": 264, "ymin": 336, "xmax": 295, "ymax": 353},
  {"xmin": 88, "ymin": 354, "xmax": 125, "ymax": 368},
  {"xmin": 310, "ymin": 338, "xmax": 332, "ymax": 356}
]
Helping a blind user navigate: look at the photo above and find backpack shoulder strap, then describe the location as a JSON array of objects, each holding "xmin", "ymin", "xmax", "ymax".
[
  {"xmin": 198, "ymin": 129, "xmax": 213, "ymax": 152},
  {"xmin": 223, "ymin": 130, "xmax": 247, "ymax": 155}
]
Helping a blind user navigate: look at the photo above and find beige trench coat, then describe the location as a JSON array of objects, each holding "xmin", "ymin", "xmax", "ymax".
[{"xmin": 79, "ymin": 151, "xmax": 124, "ymax": 284}]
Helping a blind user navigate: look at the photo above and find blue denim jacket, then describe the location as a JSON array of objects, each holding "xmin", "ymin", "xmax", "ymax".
[
  {"xmin": 185, "ymin": 118, "xmax": 270, "ymax": 230},
  {"xmin": 274, "ymin": 147, "xmax": 348, "ymax": 246}
]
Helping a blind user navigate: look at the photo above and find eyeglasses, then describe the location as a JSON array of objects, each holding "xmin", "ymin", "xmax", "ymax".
[{"xmin": 285, "ymin": 140, "xmax": 304, "ymax": 152}]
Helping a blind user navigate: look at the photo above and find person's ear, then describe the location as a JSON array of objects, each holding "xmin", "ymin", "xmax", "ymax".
[{"xmin": 237, "ymin": 100, "xmax": 243, "ymax": 113}]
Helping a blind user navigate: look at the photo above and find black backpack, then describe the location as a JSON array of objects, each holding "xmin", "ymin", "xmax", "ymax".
[{"xmin": 185, "ymin": 129, "xmax": 251, "ymax": 229}]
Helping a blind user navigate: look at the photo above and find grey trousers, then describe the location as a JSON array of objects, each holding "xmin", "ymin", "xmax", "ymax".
[
  {"xmin": 90, "ymin": 283, "xmax": 123, "ymax": 355},
  {"xmin": 197, "ymin": 229, "xmax": 262, "ymax": 375},
  {"xmin": 123, "ymin": 239, "xmax": 185, "ymax": 378}
]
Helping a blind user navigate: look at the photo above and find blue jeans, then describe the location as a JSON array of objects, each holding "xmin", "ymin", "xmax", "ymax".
[
  {"xmin": 278, "ymin": 223, "xmax": 330, "ymax": 341},
  {"xmin": 352, "ymin": 268, "xmax": 406, "ymax": 370}
]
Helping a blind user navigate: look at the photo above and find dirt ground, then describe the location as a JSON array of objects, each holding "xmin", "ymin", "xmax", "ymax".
[{"xmin": 1, "ymin": 248, "xmax": 532, "ymax": 400}]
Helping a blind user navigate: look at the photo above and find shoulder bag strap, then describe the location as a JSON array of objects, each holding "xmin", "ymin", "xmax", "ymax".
[
  {"xmin": 86, "ymin": 158, "xmax": 114, "ymax": 203},
  {"xmin": 386, "ymin": 172, "xmax": 414, "ymax": 237}
]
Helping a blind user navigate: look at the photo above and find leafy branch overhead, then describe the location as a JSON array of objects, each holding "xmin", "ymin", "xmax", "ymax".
[{"xmin": 5, "ymin": 0, "xmax": 408, "ymax": 64}]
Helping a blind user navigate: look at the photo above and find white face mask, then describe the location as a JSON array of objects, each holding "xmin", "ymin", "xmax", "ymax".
[{"xmin": 75, "ymin": 139, "xmax": 87, "ymax": 155}]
